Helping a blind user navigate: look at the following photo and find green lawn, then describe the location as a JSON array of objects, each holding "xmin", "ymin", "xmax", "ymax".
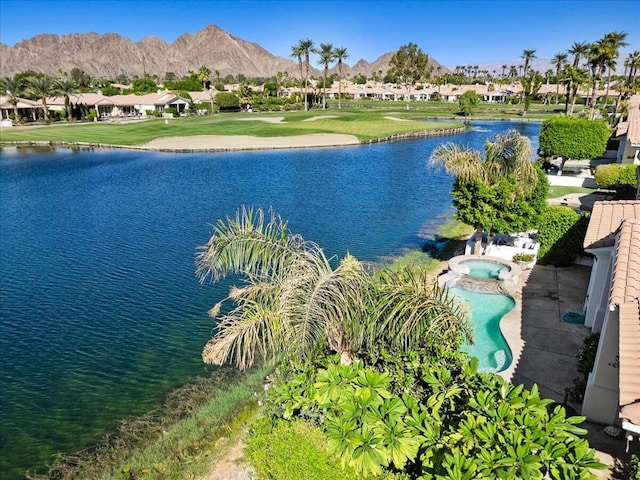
[
  {"xmin": 325, "ymin": 99, "xmax": 582, "ymax": 120},
  {"xmin": 0, "ymin": 111, "xmax": 462, "ymax": 146},
  {"xmin": 547, "ymin": 185, "xmax": 613, "ymax": 198}
]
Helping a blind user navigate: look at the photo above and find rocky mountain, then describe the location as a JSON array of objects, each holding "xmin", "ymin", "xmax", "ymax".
[{"xmin": 0, "ymin": 24, "xmax": 450, "ymax": 80}]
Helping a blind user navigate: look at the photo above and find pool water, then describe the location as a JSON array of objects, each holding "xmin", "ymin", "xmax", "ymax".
[
  {"xmin": 449, "ymin": 287, "xmax": 514, "ymax": 372},
  {"xmin": 461, "ymin": 260, "xmax": 510, "ymax": 279}
]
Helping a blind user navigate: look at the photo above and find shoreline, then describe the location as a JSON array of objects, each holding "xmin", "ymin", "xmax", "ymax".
[{"xmin": 0, "ymin": 126, "xmax": 465, "ymax": 153}]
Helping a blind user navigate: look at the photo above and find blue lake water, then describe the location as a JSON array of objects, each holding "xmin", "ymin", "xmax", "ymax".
[{"xmin": 0, "ymin": 120, "xmax": 540, "ymax": 477}]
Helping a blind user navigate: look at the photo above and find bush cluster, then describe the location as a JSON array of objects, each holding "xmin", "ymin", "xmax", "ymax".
[
  {"xmin": 539, "ymin": 117, "xmax": 611, "ymax": 160},
  {"xmin": 594, "ymin": 163, "xmax": 639, "ymax": 199},
  {"xmin": 537, "ymin": 206, "xmax": 589, "ymax": 266},
  {"xmin": 246, "ymin": 353, "xmax": 604, "ymax": 479}
]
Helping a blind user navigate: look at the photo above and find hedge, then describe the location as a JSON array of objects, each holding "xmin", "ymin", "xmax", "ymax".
[
  {"xmin": 539, "ymin": 117, "xmax": 610, "ymax": 160},
  {"xmin": 595, "ymin": 163, "xmax": 639, "ymax": 199},
  {"xmin": 537, "ymin": 206, "xmax": 590, "ymax": 266}
]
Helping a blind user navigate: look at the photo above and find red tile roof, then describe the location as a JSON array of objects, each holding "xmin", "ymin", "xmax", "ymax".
[{"xmin": 583, "ymin": 201, "xmax": 640, "ymax": 250}]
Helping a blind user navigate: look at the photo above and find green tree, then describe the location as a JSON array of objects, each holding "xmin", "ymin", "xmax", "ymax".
[
  {"xmin": 53, "ymin": 78, "xmax": 78, "ymax": 121},
  {"xmin": 388, "ymin": 42, "xmax": 431, "ymax": 110},
  {"xmin": 550, "ymin": 52, "xmax": 568, "ymax": 103},
  {"xmin": 69, "ymin": 67, "xmax": 92, "ymax": 88},
  {"xmin": 294, "ymin": 38, "xmax": 314, "ymax": 111},
  {"xmin": 458, "ymin": 90, "xmax": 480, "ymax": 117},
  {"xmin": 521, "ymin": 70, "xmax": 543, "ymax": 115},
  {"xmin": 563, "ymin": 65, "xmax": 590, "ymax": 116},
  {"xmin": 215, "ymin": 91, "xmax": 240, "ymax": 110},
  {"xmin": 197, "ymin": 65, "xmax": 211, "ymax": 90},
  {"xmin": 539, "ymin": 117, "xmax": 610, "ymax": 160},
  {"xmin": 429, "ymin": 130, "xmax": 540, "ymax": 255},
  {"xmin": 25, "ymin": 74, "xmax": 56, "ymax": 121},
  {"xmin": 195, "ymin": 207, "xmax": 470, "ymax": 370},
  {"xmin": 569, "ymin": 41, "xmax": 590, "ymax": 68},
  {"xmin": 333, "ymin": 46, "xmax": 349, "ymax": 110},
  {"xmin": 587, "ymin": 31, "xmax": 628, "ymax": 119},
  {"xmin": 315, "ymin": 42, "xmax": 336, "ymax": 110},
  {"xmin": 521, "ymin": 48, "xmax": 537, "ymax": 77},
  {"xmin": 0, "ymin": 74, "xmax": 25, "ymax": 121},
  {"xmin": 131, "ymin": 77, "xmax": 157, "ymax": 94},
  {"xmin": 290, "ymin": 44, "xmax": 305, "ymax": 105}
]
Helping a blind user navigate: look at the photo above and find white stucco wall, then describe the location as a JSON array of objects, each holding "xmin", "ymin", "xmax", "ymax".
[{"xmin": 582, "ymin": 309, "xmax": 620, "ymax": 425}]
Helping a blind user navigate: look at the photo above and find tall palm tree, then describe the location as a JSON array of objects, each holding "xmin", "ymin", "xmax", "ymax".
[
  {"xmin": 429, "ymin": 130, "xmax": 538, "ymax": 255},
  {"xmin": 296, "ymin": 38, "xmax": 314, "ymax": 111},
  {"xmin": 588, "ymin": 31, "xmax": 628, "ymax": 119},
  {"xmin": 333, "ymin": 46, "xmax": 349, "ymax": 110},
  {"xmin": 568, "ymin": 41, "xmax": 590, "ymax": 68},
  {"xmin": 196, "ymin": 207, "xmax": 470, "ymax": 369},
  {"xmin": 197, "ymin": 66, "xmax": 211, "ymax": 90},
  {"xmin": 53, "ymin": 78, "xmax": 77, "ymax": 121},
  {"xmin": 501, "ymin": 64, "xmax": 507, "ymax": 79},
  {"xmin": 315, "ymin": 42, "xmax": 336, "ymax": 110},
  {"xmin": 521, "ymin": 49, "xmax": 537, "ymax": 77},
  {"xmin": 290, "ymin": 43, "xmax": 304, "ymax": 104},
  {"xmin": 0, "ymin": 74, "xmax": 25, "ymax": 121},
  {"xmin": 550, "ymin": 52, "xmax": 568, "ymax": 104},
  {"xmin": 563, "ymin": 65, "xmax": 589, "ymax": 116},
  {"xmin": 25, "ymin": 74, "xmax": 55, "ymax": 121}
]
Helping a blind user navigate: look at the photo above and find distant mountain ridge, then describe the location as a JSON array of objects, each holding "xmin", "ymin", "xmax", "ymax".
[{"xmin": 0, "ymin": 24, "xmax": 450, "ymax": 79}]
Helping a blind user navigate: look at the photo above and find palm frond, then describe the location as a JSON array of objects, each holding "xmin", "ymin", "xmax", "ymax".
[{"xmin": 370, "ymin": 267, "xmax": 471, "ymax": 353}]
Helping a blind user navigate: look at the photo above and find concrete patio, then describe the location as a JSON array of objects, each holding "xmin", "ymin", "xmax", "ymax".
[{"xmin": 500, "ymin": 264, "xmax": 639, "ymax": 479}]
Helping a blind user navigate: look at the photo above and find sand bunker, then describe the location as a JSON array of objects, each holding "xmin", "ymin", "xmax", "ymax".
[
  {"xmin": 302, "ymin": 115, "xmax": 339, "ymax": 122},
  {"xmin": 384, "ymin": 116, "xmax": 409, "ymax": 121},
  {"xmin": 238, "ymin": 116, "xmax": 284, "ymax": 123},
  {"xmin": 140, "ymin": 133, "xmax": 360, "ymax": 151}
]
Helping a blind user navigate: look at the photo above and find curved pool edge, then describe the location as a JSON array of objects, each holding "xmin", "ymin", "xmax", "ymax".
[
  {"xmin": 443, "ymin": 255, "xmax": 527, "ymax": 379},
  {"xmin": 450, "ymin": 286, "xmax": 515, "ymax": 373}
]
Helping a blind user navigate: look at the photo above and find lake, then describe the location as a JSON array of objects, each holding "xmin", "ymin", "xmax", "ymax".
[{"xmin": 0, "ymin": 120, "xmax": 540, "ymax": 477}]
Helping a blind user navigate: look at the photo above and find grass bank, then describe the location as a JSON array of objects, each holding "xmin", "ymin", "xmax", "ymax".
[
  {"xmin": 28, "ymin": 366, "xmax": 271, "ymax": 480},
  {"xmin": 0, "ymin": 110, "xmax": 462, "ymax": 146}
]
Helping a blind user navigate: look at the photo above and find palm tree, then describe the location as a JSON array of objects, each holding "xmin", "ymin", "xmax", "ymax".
[
  {"xmin": 501, "ymin": 64, "xmax": 507, "ymax": 79},
  {"xmin": 550, "ymin": 52, "xmax": 568, "ymax": 104},
  {"xmin": 296, "ymin": 38, "xmax": 314, "ymax": 111},
  {"xmin": 25, "ymin": 74, "xmax": 55, "ymax": 121},
  {"xmin": 290, "ymin": 43, "xmax": 304, "ymax": 105},
  {"xmin": 563, "ymin": 65, "xmax": 589, "ymax": 116},
  {"xmin": 588, "ymin": 31, "xmax": 628, "ymax": 119},
  {"xmin": 333, "ymin": 46, "xmax": 349, "ymax": 110},
  {"xmin": 568, "ymin": 41, "xmax": 590, "ymax": 68},
  {"xmin": 521, "ymin": 49, "xmax": 537, "ymax": 77},
  {"xmin": 53, "ymin": 78, "xmax": 77, "ymax": 121},
  {"xmin": 429, "ymin": 130, "xmax": 538, "ymax": 255},
  {"xmin": 0, "ymin": 74, "xmax": 25, "ymax": 121},
  {"xmin": 315, "ymin": 42, "xmax": 336, "ymax": 110},
  {"xmin": 625, "ymin": 51, "xmax": 640, "ymax": 83},
  {"xmin": 196, "ymin": 207, "xmax": 470, "ymax": 370},
  {"xmin": 197, "ymin": 66, "xmax": 211, "ymax": 90}
]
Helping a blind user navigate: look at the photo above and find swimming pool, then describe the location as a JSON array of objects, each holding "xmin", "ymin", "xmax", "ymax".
[
  {"xmin": 449, "ymin": 286, "xmax": 514, "ymax": 372},
  {"xmin": 460, "ymin": 259, "xmax": 510, "ymax": 279}
]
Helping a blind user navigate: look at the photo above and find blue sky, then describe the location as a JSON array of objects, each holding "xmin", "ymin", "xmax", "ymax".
[{"xmin": 1, "ymin": 0, "xmax": 638, "ymax": 68}]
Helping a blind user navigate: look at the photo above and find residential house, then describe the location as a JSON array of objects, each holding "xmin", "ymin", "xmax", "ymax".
[
  {"xmin": 581, "ymin": 200, "xmax": 640, "ymax": 439},
  {"xmin": 0, "ymin": 95, "xmax": 41, "ymax": 121},
  {"xmin": 616, "ymin": 94, "xmax": 640, "ymax": 165}
]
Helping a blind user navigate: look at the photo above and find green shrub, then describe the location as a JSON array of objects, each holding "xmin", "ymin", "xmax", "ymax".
[
  {"xmin": 513, "ymin": 253, "xmax": 535, "ymax": 263},
  {"xmin": 594, "ymin": 163, "xmax": 639, "ymax": 199},
  {"xmin": 539, "ymin": 117, "xmax": 611, "ymax": 160},
  {"xmin": 630, "ymin": 454, "xmax": 640, "ymax": 480},
  {"xmin": 164, "ymin": 107, "xmax": 179, "ymax": 118},
  {"xmin": 246, "ymin": 418, "xmax": 375, "ymax": 480},
  {"xmin": 261, "ymin": 354, "xmax": 604, "ymax": 479},
  {"xmin": 569, "ymin": 333, "xmax": 600, "ymax": 402},
  {"xmin": 537, "ymin": 206, "xmax": 589, "ymax": 266},
  {"xmin": 215, "ymin": 92, "xmax": 240, "ymax": 111}
]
